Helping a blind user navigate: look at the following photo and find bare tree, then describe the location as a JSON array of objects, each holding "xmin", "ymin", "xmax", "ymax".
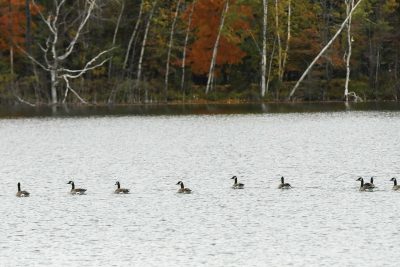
[
  {"xmin": 261, "ymin": 0, "xmax": 268, "ymax": 97},
  {"xmin": 108, "ymin": 0, "xmax": 125, "ymax": 80},
  {"xmin": 280, "ymin": 0, "xmax": 291, "ymax": 82},
  {"xmin": 20, "ymin": 0, "xmax": 114, "ymax": 105},
  {"xmin": 123, "ymin": 0, "xmax": 144, "ymax": 70},
  {"xmin": 181, "ymin": 0, "xmax": 196, "ymax": 100},
  {"xmin": 136, "ymin": 0, "xmax": 158, "ymax": 102},
  {"xmin": 344, "ymin": 0, "xmax": 354, "ymax": 102},
  {"xmin": 288, "ymin": 0, "xmax": 365, "ymax": 100},
  {"xmin": 205, "ymin": 0, "xmax": 229, "ymax": 94},
  {"xmin": 164, "ymin": 0, "xmax": 182, "ymax": 102}
]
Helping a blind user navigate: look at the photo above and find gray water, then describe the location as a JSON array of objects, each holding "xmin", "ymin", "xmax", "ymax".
[{"xmin": 1, "ymin": 109, "xmax": 400, "ymax": 266}]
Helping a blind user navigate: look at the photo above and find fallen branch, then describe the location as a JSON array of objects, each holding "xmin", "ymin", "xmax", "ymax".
[{"xmin": 288, "ymin": 0, "xmax": 365, "ymax": 100}]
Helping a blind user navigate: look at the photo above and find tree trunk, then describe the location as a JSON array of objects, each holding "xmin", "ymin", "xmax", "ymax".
[
  {"xmin": 275, "ymin": 0, "xmax": 282, "ymax": 81},
  {"xmin": 50, "ymin": 67, "xmax": 58, "ymax": 105},
  {"xmin": 25, "ymin": 0, "xmax": 31, "ymax": 51},
  {"xmin": 281, "ymin": 0, "xmax": 291, "ymax": 81},
  {"xmin": 136, "ymin": 0, "xmax": 157, "ymax": 102},
  {"xmin": 344, "ymin": 0, "xmax": 354, "ymax": 103},
  {"xmin": 374, "ymin": 46, "xmax": 381, "ymax": 98},
  {"xmin": 205, "ymin": 0, "xmax": 229, "ymax": 94},
  {"xmin": 164, "ymin": 0, "xmax": 182, "ymax": 102},
  {"xmin": 268, "ymin": 38, "xmax": 276, "ymax": 99},
  {"xmin": 123, "ymin": 0, "xmax": 144, "ymax": 70},
  {"xmin": 261, "ymin": 0, "xmax": 268, "ymax": 97},
  {"xmin": 7, "ymin": 0, "xmax": 14, "ymax": 96},
  {"xmin": 108, "ymin": 0, "xmax": 125, "ymax": 80},
  {"xmin": 288, "ymin": 0, "xmax": 365, "ymax": 100},
  {"xmin": 181, "ymin": 0, "xmax": 196, "ymax": 101}
]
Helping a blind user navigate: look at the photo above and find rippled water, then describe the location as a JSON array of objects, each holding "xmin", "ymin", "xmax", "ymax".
[{"xmin": 1, "ymin": 110, "xmax": 400, "ymax": 266}]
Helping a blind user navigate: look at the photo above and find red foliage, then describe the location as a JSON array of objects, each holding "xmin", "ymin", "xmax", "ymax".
[
  {"xmin": 184, "ymin": 0, "xmax": 252, "ymax": 75},
  {"xmin": 0, "ymin": 0, "xmax": 40, "ymax": 52}
]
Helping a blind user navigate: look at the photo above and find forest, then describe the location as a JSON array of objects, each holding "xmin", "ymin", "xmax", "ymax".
[{"xmin": 0, "ymin": 0, "xmax": 399, "ymax": 105}]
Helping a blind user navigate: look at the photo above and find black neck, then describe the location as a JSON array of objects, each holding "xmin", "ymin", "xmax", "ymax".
[
  {"xmin": 180, "ymin": 183, "xmax": 184, "ymax": 189},
  {"xmin": 394, "ymin": 179, "xmax": 397, "ymax": 186},
  {"xmin": 360, "ymin": 179, "xmax": 364, "ymax": 187},
  {"xmin": 18, "ymin": 183, "xmax": 21, "ymax": 191},
  {"xmin": 117, "ymin": 182, "xmax": 120, "ymax": 189},
  {"xmin": 71, "ymin": 182, "xmax": 75, "ymax": 190},
  {"xmin": 281, "ymin": 177, "xmax": 284, "ymax": 184},
  {"xmin": 234, "ymin": 177, "xmax": 237, "ymax": 184}
]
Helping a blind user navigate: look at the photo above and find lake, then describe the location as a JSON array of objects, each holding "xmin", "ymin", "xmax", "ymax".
[{"xmin": 1, "ymin": 103, "xmax": 400, "ymax": 266}]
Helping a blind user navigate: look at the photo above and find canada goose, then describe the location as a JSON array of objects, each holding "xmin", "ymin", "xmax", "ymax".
[
  {"xmin": 231, "ymin": 176, "xmax": 244, "ymax": 189},
  {"xmin": 16, "ymin": 182, "xmax": 30, "ymax": 197},
  {"xmin": 390, "ymin": 177, "xmax": 400, "ymax": 191},
  {"xmin": 115, "ymin": 181, "xmax": 129, "ymax": 194},
  {"xmin": 369, "ymin": 176, "xmax": 376, "ymax": 188},
  {"xmin": 67, "ymin": 181, "xmax": 87, "ymax": 195},
  {"xmin": 176, "ymin": 181, "xmax": 192, "ymax": 194},
  {"xmin": 278, "ymin": 176, "xmax": 291, "ymax": 189},
  {"xmin": 356, "ymin": 177, "xmax": 374, "ymax": 191}
]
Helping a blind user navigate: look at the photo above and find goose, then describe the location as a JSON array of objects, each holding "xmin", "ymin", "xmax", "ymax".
[
  {"xmin": 390, "ymin": 177, "xmax": 400, "ymax": 191},
  {"xmin": 67, "ymin": 181, "xmax": 87, "ymax": 195},
  {"xmin": 16, "ymin": 182, "xmax": 30, "ymax": 197},
  {"xmin": 176, "ymin": 181, "xmax": 192, "ymax": 194},
  {"xmin": 369, "ymin": 176, "xmax": 376, "ymax": 188},
  {"xmin": 356, "ymin": 177, "xmax": 374, "ymax": 191},
  {"xmin": 278, "ymin": 176, "xmax": 291, "ymax": 189},
  {"xmin": 231, "ymin": 176, "xmax": 244, "ymax": 189},
  {"xmin": 115, "ymin": 181, "xmax": 129, "ymax": 194}
]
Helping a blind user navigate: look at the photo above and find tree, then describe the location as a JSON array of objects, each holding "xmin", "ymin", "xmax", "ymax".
[{"xmin": 21, "ymin": 0, "xmax": 114, "ymax": 105}]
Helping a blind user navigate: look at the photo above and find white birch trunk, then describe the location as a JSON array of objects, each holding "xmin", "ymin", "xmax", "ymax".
[
  {"xmin": 123, "ymin": 0, "xmax": 144, "ymax": 70},
  {"xmin": 344, "ymin": 0, "xmax": 354, "ymax": 102},
  {"xmin": 108, "ymin": 0, "xmax": 125, "ymax": 79},
  {"xmin": 205, "ymin": 0, "xmax": 229, "ymax": 94},
  {"xmin": 261, "ymin": 0, "xmax": 268, "ymax": 97},
  {"xmin": 136, "ymin": 0, "xmax": 157, "ymax": 102},
  {"xmin": 164, "ymin": 0, "xmax": 182, "ymax": 101},
  {"xmin": 288, "ymin": 0, "xmax": 364, "ymax": 100},
  {"xmin": 281, "ymin": 0, "xmax": 291, "ymax": 81},
  {"xmin": 275, "ymin": 0, "xmax": 282, "ymax": 81},
  {"xmin": 267, "ymin": 38, "xmax": 276, "ymax": 97},
  {"xmin": 181, "ymin": 0, "xmax": 196, "ymax": 98}
]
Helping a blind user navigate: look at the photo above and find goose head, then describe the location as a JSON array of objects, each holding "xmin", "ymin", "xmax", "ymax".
[
  {"xmin": 67, "ymin": 180, "xmax": 74, "ymax": 185},
  {"xmin": 231, "ymin": 176, "xmax": 237, "ymax": 180},
  {"xmin": 115, "ymin": 181, "xmax": 120, "ymax": 186},
  {"xmin": 356, "ymin": 177, "xmax": 363, "ymax": 181},
  {"xmin": 390, "ymin": 177, "xmax": 396, "ymax": 181},
  {"xmin": 176, "ymin": 181, "xmax": 182, "ymax": 185}
]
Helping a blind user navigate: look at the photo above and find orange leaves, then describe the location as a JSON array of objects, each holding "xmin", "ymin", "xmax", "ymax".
[
  {"xmin": 184, "ymin": 0, "xmax": 252, "ymax": 75},
  {"xmin": 0, "ymin": 0, "xmax": 40, "ymax": 52}
]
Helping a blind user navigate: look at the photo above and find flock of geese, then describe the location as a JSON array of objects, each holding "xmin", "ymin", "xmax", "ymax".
[{"xmin": 15, "ymin": 176, "xmax": 400, "ymax": 197}]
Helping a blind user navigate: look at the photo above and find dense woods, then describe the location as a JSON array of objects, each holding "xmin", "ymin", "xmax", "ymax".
[{"xmin": 0, "ymin": 0, "xmax": 399, "ymax": 105}]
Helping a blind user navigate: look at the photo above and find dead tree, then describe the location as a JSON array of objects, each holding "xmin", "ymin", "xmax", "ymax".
[{"xmin": 20, "ymin": 0, "xmax": 114, "ymax": 105}]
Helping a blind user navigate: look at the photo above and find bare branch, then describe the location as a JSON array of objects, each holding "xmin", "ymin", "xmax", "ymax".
[
  {"xmin": 61, "ymin": 47, "xmax": 115, "ymax": 78},
  {"xmin": 288, "ymin": 0, "xmax": 365, "ymax": 100},
  {"xmin": 15, "ymin": 45, "xmax": 49, "ymax": 71},
  {"xmin": 62, "ymin": 76, "xmax": 88, "ymax": 104},
  {"xmin": 58, "ymin": 0, "xmax": 96, "ymax": 60},
  {"xmin": 32, "ymin": 0, "xmax": 56, "ymax": 34}
]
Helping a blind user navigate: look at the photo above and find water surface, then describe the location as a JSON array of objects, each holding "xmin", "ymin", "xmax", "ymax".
[{"xmin": 0, "ymin": 108, "xmax": 400, "ymax": 266}]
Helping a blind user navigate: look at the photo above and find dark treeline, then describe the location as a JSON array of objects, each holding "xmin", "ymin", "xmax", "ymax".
[{"xmin": 0, "ymin": 0, "xmax": 399, "ymax": 105}]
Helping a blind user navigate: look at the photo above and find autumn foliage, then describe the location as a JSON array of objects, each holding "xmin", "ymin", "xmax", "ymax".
[
  {"xmin": 0, "ymin": 0, "xmax": 39, "ymax": 52},
  {"xmin": 185, "ymin": 0, "xmax": 253, "ymax": 75}
]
